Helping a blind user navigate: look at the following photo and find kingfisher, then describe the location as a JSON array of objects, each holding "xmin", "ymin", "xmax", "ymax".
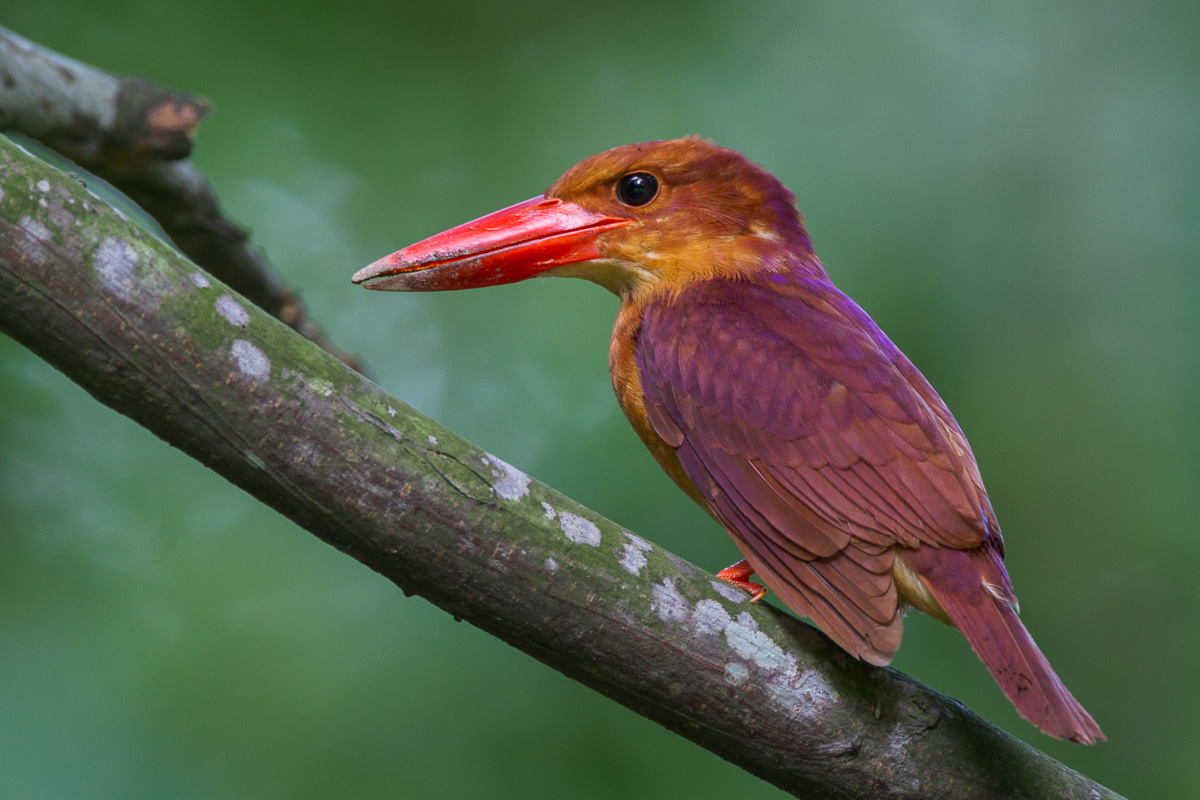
[{"xmin": 354, "ymin": 137, "xmax": 1103, "ymax": 743}]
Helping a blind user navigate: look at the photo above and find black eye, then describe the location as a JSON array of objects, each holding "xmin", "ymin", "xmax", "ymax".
[{"xmin": 616, "ymin": 172, "xmax": 659, "ymax": 207}]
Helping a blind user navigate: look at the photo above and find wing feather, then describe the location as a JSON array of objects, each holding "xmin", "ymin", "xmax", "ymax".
[{"xmin": 636, "ymin": 278, "xmax": 996, "ymax": 663}]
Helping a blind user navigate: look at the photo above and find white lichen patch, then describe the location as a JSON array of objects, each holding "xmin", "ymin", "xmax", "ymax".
[
  {"xmin": 619, "ymin": 546, "xmax": 647, "ymax": 575},
  {"xmin": 692, "ymin": 598, "xmax": 733, "ymax": 637},
  {"xmin": 644, "ymin": 575, "xmax": 839, "ymax": 715},
  {"xmin": 544, "ymin": 557, "xmax": 559, "ymax": 572},
  {"xmin": 18, "ymin": 216, "xmax": 51, "ymax": 240},
  {"xmin": 541, "ymin": 502, "xmax": 557, "ymax": 520},
  {"xmin": 215, "ymin": 294, "xmax": 250, "ymax": 328},
  {"xmin": 710, "ymin": 580, "xmax": 747, "ymax": 604},
  {"xmin": 230, "ymin": 339, "xmax": 271, "ymax": 381},
  {"xmin": 651, "ymin": 579, "xmax": 691, "ymax": 623},
  {"xmin": 725, "ymin": 612, "xmax": 789, "ymax": 672},
  {"xmin": 624, "ymin": 532, "xmax": 650, "ymax": 551},
  {"xmin": 93, "ymin": 236, "xmax": 138, "ymax": 298},
  {"xmin": 481, "ymin": 453, "xmax": 531, "ymax": 501},
  {"xmin": 619, "ymin": 532, "xmax": 653, "ymax": 576},
  {"xmin": 724, "ymin": 663, "xmax": 750, "ymax": 686},
  {"xmin": 15, "ymin": 216, "xmax": 52, "ymax": 265},
  {"xmin": 188, "ymin": 271, "xmax": 210, "ymax": 288},
  {"xmin": 558, "ymin": 512, "xmax": 601, "ymax": 546}
]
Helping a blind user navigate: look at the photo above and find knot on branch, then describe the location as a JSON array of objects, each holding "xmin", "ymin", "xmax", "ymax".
[{"xmin": 112, "ymin": 75, "xmax": 209, "ymax": 163}]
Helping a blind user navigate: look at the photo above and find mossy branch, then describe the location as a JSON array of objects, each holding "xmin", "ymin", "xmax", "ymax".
[
  {"xmin": 0, "ymin": 129, "xmax": 1124, "ymax": 800},
  {"xmin": 0, "ymin": 24, "xmax": 363, "ymax": 371}
]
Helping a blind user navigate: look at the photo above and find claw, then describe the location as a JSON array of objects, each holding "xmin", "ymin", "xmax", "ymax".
[{"xmin": 716, "ymin": 559, "xmax": 767, "ymax": 602}]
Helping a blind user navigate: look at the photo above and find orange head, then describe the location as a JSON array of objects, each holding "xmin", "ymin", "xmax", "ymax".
[{"xmin": 353, "ymin": 137, "xmax": 824, "ymax": 303}]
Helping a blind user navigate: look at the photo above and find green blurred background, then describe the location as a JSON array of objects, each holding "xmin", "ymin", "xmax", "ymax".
[{"xmin": 2, "ymin": 1, "xmax": 1196, "ymax": 797}]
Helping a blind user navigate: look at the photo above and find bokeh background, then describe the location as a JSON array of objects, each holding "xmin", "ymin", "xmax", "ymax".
[{"xmin": 3, "ymin": 2, "xmax": 1196, "ymax": 797}]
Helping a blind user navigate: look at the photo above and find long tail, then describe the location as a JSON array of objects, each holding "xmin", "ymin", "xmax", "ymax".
[{"xmin": 904, "ymin": 543, "xmax": 1105, "ymax": 744}]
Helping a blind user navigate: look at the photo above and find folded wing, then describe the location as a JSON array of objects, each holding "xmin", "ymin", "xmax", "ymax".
[{"xmin": 636, "ymin": 277, "xmax": 998, "ymax": 664}]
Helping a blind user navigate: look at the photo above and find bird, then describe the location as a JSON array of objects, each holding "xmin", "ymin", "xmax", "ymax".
[{"xmin": 353, "ymin": 137, "xmax": 1103, "ymax": 744}]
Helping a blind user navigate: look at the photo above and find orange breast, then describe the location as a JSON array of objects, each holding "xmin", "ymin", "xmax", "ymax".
[{"xmin": 608, "ymin": 299, "xmax": 711, "ymax": 512}]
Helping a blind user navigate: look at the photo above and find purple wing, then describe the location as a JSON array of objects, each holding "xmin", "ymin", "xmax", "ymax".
[{"xmin": 637, "ymin": 277, "xmax": 997, "ymax": 664}]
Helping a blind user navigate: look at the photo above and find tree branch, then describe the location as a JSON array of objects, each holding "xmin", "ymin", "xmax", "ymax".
[
  {"xmin": 0, "ymin": 25, "xmax": 364, "ymax": 373},
  {"xmin": 0, "ymin": 128, "xmax": 1122, "ymax": 799}
]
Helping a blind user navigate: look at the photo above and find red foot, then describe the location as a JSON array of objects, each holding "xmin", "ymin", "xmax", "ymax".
[{"xmin": 716, "ymin": 559, "xmax": 767, "ymax": 602}]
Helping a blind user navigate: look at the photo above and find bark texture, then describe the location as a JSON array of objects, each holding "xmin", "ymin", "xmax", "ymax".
[
  {"xmin": 0, "ymin": 25, "xmax": 363, "ymax": 371},
  {"xmin": 0, "ymin": 132, "xmax": 1124, "ymax": 800}
]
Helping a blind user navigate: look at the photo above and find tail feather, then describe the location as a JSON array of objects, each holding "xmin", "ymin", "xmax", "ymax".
[{"xmin": 905, "ymin": 544, "xmax": 1105, "ymax": 744}]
